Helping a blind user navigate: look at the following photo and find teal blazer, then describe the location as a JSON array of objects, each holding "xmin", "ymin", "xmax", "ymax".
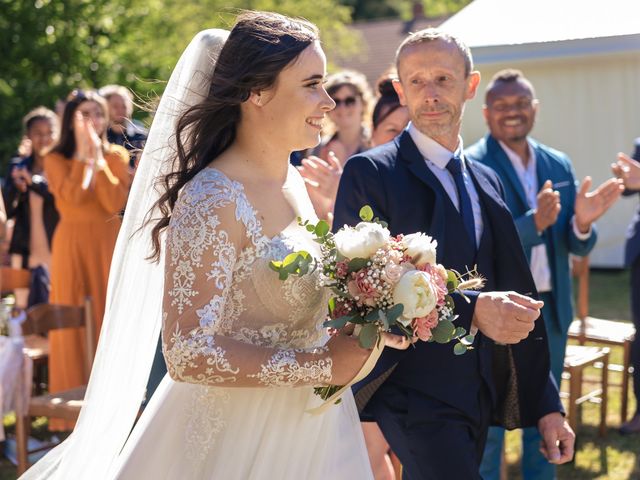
[{"xmin": 466, "ymin": 134, "xmax": 597, "ymax": 332}]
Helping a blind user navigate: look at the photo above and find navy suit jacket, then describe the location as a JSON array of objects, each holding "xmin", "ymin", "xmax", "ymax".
[
  {"xmin": 334, "ymin": 131, "xmax": 562, "ymax": 429},
  {"xmin": 624, "ymin": 138, "xmax": 640, "ymax": 267},
  {"xmin": 465, "ymin": 135, "xmax": 597, "ymax": 332}
]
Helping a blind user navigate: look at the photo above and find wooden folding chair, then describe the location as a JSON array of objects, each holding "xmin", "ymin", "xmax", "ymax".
[
  {"xmin": 14, "ymin": 298, "xmax": 94, "ymax": 475},
  {"xmin": 569, "ymin": 256, "xmax": 636, "ymax": 423}
]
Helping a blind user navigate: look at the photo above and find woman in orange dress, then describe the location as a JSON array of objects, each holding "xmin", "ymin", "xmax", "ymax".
[{"xmin": 44, "ymin": 89, "xmax": 131, "ymax": 430}]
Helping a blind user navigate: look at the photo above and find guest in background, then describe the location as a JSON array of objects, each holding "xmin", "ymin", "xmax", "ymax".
[
  {"xmin": 99, "ymin": 84, "xmax": 147, "ymax": 168},
  {"xmin": 45, "ymin": 89, "xmax": 131, "ymax": 430},
  {"xmin": 370, "ymin": 72, "xmax": 410, "ymax": 147},
  {"xmin": 466, "ymin": 69, "xmax": 623, "ymax": 479},
  {"xmin": 2, "ymin": 107, "xmax": 60, "ymax": 306},
  {"xmin": 314, "ymin": 69, "xmax": 372, "ymax": 163},
  {"xmin": 612, "ymin": 142, "xmax": 640, "ymax": 434}
]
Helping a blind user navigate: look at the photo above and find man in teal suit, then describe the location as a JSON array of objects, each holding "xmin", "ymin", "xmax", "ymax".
[{"xmin": 466, "ymin": 69, "xmax": 623, "ymax": 479}]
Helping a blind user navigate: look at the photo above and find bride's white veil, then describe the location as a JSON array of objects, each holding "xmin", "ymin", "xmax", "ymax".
[{"xmin": 21, "ymin": 29, "xmax": 229, "ymax": 479}]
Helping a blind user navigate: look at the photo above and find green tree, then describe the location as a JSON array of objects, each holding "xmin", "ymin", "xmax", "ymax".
[{"xmin": 0, "ymin": 0, "xmax": 355, "ymax": 169}]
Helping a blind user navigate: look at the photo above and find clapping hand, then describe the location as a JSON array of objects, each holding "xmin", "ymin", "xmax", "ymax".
[
  {"xmin": 534, "ymin": 180, "xmax": 561, "ymax": 232},
  {"xmin": 611, "ymin": 152, "xmax": 640, "ymax": 190},
  {"xmin": 297, "ymin": 152, "xmax": 343, "ymax": 222},
  {"xmin": 574, "ymin": 176, "xmax": 624, "ymax": 233}
]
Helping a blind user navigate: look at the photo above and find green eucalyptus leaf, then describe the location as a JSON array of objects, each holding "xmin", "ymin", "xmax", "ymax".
[
  {"xmin": 348, "ymin": 257, "xmax": 369, "ymax": 273},
  {"xmin": 323, "ymin": 315, "xmax": 351, "ymax": 329},
  {"xmin": 431, "ymin": 319, "xmax": 455, "ymax": 344},
  {"xmin": 453, "ymin": 327, "xmax": 466, "ymax": 338},
  {"xmin": 386, "ymin": 304, "xmax": 404, "ymax": 323},
  {"xmin": 447, "ymin": 270, "xmax": 459, "ymax": 291},
  {"xmin": 358, "ymin": 323, "xmax": 379, "ymax": 349},
  {"xmin": 461, "ymin": 334, "xmax": 475, "ymax": 346},
  {"xmin": 454, "ymin": 343, "xmax": 468, "ymax": 355},
  {"xmin": 359, "ymin": 205, "xmax": 374, "ymax": 222},
  {"xmin": 364, "ymin": 308, "xmax": 381, "ymax": 323},
  {"xmin": 315, "ymin": 220, "xmax": 330, "ymax": 237}
]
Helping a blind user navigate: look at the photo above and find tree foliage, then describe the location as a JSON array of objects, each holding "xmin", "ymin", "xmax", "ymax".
[
  {"xmin": 339, "ymin": 0, "xmax": 471, "ymax": 21},
  {"xmin": 0, "ymin": 0, "xmax": 356, "ymax": 167}
]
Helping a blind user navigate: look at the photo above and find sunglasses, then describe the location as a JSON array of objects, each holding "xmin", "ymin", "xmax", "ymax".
[{"xmin": 332, "ymin": 95, "xmax": 357, "ymax": 107}]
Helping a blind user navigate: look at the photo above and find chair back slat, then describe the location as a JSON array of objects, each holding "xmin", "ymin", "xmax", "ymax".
[
  {"xmin": 0, "ymin": 267, "xmax": 31, "ymax": 293},
  {"xmin": 22, "ymin": 304, "xmax": 86, "ymax": 335},
  {"xmin": 22, "ymin": 298, "xmax": 96, "ymax": 378}
]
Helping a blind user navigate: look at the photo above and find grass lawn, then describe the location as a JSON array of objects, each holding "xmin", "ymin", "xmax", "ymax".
[{"xmin": 0, "ymin": 270, "xmax": 636, "ymax": 479}]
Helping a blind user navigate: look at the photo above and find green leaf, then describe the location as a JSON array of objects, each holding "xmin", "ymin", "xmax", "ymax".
[
  {"xmin": 359, "ymin": 205, "xmax": 374, "ymax": 222},
  {"xmin": 306, "ymin": 224, "xmax": 316, "ymax": 232},
  {"xmin": 278, "ymin": 270, "xmax": 289, "ymax": 281},
  {"xmin": 431, "ymin": 319, "xmax": 455, "ymax": 344},
  {"xmin": 323, "ymin": 315, "xmax": 351, "ymax": 329},
  {"xmin": 461, "ymin": 334, "xmax": 475, "ymax": 346},
  {"xmin": 453, "ymin": 326, "xmax": 466, "ymax": 338},
  {"xmin": 364, "ymin": 308, "xmax": 381, "ymax": 323},
  {"xmin": 386, "ymin": 304, "xmax": 404, "ymax": 325},
  {"xmin": 446, "ymin": 270, "xmax": 459, "ymax": 291},
  {"xmin": 348, "ymin": 257, "xmax": 368, "ymax": 273},
  {"xmin": 454, "ymin": 343, "xmax": 468, "ymax": 355},
  {"xmin": 315, "ymin": 220, "xmax": 330, "ymax": 237},
  {"xmin": 358, "ymin": 323, "xmax": 379, "ymax": 349},
  {"xmin": 269, "ymin": 260, "xmax": 282, "ymax": 272},
  {"xmin": 328, "ymin": 297, "xmax": 336, "ymax": 316}
]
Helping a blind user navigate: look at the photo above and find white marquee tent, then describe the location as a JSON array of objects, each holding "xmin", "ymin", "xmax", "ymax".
[{"xmin": 441, "ymin": 0, "xmax": 640, "ymax": 267}]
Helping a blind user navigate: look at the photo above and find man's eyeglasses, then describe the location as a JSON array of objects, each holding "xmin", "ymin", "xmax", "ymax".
[
  {"xmin": 489, "ymin": 99, "xmax": 536, "ymax": 113},
  {"xmin": 332, "ymin": 95, "xmax": 357, "ymax": 107}
]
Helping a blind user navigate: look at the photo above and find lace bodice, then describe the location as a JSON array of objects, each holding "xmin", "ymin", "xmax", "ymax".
[{"xmin": 162, "ymin": 166, "xmax": 333, "ymax": 388}]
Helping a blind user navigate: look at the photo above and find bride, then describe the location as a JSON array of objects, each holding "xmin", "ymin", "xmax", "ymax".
[{"xmin": 22, "ymin": 11, "xmax": 410, "ymax": 479}]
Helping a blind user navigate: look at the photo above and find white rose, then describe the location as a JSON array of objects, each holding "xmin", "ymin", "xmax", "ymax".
[
  {"xmin": 402, "ymin": 232, "xmax": 438, "ymax": 266},
  {"xmin": 334, "ymin": 222, "xmax": 390, "ymax": 259},
  {"xmin": 393, "ymin": 270, "xmax": 438, "ymax": 323}
]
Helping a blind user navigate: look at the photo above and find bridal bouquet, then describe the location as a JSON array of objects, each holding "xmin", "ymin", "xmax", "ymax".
[{"xmin": 270, "ymin": 206, "xmax": 484, "ymax": 401}]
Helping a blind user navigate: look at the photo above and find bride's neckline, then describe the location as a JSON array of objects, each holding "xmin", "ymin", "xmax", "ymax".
[{"xmin": 203, "ymin": 166, "xmax": 295, "ymax": 244}]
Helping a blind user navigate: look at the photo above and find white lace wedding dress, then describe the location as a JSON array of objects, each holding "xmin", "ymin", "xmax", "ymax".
[{"xmin": 113, "ymin": 166, "xmax": 373, "ymax": 479}]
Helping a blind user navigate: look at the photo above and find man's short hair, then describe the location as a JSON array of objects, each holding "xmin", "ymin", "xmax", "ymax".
[
  {"xmin": 23, "ymin": 106, "xmax": 58, "ymax": 134},
  {"xmin": 395, "ymin": 28, "xmax": 473, "ymax": 78},
  {"xmin": 99, "ymin": 84, "xmax": 134, "ymax": 117},
  {"xmin": 485, "ymin": 69, "xmax": 536, "ymax": 100}
]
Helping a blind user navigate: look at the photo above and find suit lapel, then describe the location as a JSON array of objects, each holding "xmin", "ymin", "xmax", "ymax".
[
  {"xmin": 398, "ymin": 131, "xmax": 447, "ymax": 246},
  {"xmin": 486, "ymin": 136, "xmax": 529, "ymax": 211},
  {"xmin": 533, "ymin": 142, "xmax": 552, "ymax": 190}
]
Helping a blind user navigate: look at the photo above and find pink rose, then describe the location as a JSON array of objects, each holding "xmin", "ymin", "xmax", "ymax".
[
  {"xmin": 412, "ymin": 310, "xmax": 439, "ymax": 341},
  {"xmin": 383, "ymin": 261, "xmax": 415, "ymax": 284},
  {"xmin": 347, "ymin": 269, "xmax": 379, "ymax": 307},
  {"xmin": 419, "ymin": 263, "xmax": 448, "ymax": 307}
]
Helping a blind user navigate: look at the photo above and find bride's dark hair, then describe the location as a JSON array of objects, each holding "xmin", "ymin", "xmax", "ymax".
[{"xmin": 148, "ymin": 11, "xmax": 319, "ymax": 260}]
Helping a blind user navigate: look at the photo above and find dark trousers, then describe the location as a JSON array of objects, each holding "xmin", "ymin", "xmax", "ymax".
[
  {"xmin": 631, "ymin": 257, "xmax": 640, "ymax": 416},
  {"xmin": 368, "ymin": 381, "xmax": 491, "ymax": 480}
]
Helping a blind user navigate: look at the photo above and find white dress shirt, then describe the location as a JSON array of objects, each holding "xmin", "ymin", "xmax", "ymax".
[
  {"xmin": 499, "ymin": 140, "xmax": 591, "ymax": 293},
  {"xmin": 407, "ymin": 123, "xmax": 484, "ymax": 246},
  {"xmin": 499, "ymin": 141, "xmax": 552, "ymax": 292}
]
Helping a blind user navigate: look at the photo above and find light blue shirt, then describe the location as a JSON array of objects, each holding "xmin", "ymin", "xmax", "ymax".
[{"xmin": 407, "ymin": 123, "xmax": 484, "ymax": 246}]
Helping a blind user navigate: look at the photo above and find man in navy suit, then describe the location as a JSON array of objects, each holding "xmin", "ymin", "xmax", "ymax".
[
  {"xmin": 466, "ymin": 70, "xmax": 623, "ymax": 480},
  {"xmin": 333, "ymin": 30, "xmax": 575, "ymax": 479},
  {"xmin": 613, "ymin": 141, "xmax": 640, "ymax": 434}
]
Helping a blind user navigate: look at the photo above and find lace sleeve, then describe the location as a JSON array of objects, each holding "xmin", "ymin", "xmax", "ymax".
[{"xmin": 162, "ymin": 172, "xmax": 333, "ymax": 388}]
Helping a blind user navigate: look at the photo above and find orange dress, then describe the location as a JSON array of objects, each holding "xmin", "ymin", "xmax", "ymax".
[{"xmin": 44, "ymin": 146, "xmax": 131, "ymax": 430}]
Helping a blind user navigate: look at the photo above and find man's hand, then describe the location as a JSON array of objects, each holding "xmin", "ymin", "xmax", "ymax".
[
  {"xmin": 534, "ymin": 180, "xmax": 561, "ymax": 232},
  {"xmin": 574, "ymin": 176, "xmax": 623, "ymax": 233},
  {"xmin": 612, "ymin": 152, "xmax": 640, "ymax": 190},
  {"xmin": 472, "ymin": 291, "xmax": 543, "ymax": 344},
  {"xmin": 538, "ymin": 412, "xmax": 575, "ymax": 464}
]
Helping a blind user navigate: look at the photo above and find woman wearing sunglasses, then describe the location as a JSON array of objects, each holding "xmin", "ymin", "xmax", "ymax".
[{"xmin": 297, "ymin": 70, "xmax": 373, "ymax": 222}]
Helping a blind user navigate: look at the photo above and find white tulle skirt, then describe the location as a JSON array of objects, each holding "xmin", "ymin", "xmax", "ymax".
[{"xmin": 113, "ymin": 376, "xmax": 373, "ymax": 479}]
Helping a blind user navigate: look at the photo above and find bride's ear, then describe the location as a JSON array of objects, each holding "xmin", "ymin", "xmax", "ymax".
[
  {"xmin": 249, "ymin": 91, "xmax": 264, "ymax": 107},
  {"xmin": 249, "ymin": 90, "xmax": 273, "ymax": 107}
]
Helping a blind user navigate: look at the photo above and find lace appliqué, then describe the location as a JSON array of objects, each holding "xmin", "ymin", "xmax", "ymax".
[
  {"xmin": 164, "ymin": 324, "xmax": 239, "ymax": 384},
  {"xmin": 184, "ymin": 387, "xmax": 230, "ymax": 462},
  {"xmin": 249, "ymin": 349, "xmax": 332, "ymax": 387}
]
